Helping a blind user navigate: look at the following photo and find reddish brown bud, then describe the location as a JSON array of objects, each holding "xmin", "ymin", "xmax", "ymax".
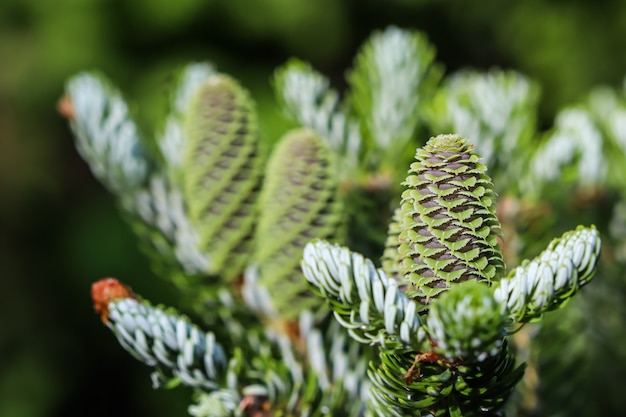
[
  {"xmin": 91, "ymin": 278, "xmax": 135, "ymax": 323},
  {"xmin": 57, "ymin": 95, "xmax": 75, "ymax": 120}
]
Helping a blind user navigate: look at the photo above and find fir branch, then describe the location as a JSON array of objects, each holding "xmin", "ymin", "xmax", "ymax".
[
  {"xmin": 279, "ymin": 312, "xmax": 370, "ymax": 416},
  {"xmin": 64, "ymin": 72, "xmax": 150, "ymax": 193},
  {"xmin": 426, "ymin": 281, "xmax": 507, "ymax": 362},
  {"xmin": 529, "ymin": 108, "xmax": 605, "ymax": 192},
  {"xmin": 321, "ymin": 320, "xmax": 371, "ymax": 412},
  {"xmin": 63, "ymin": 70, "xmax": 215, "ymax": 278},
  {"xmin": 101, "ymin": 292, "xmax": 228, "ymax": 391},
  {"xmin": 188, "ymin": 389, "xmax": 241, "ymax": 417},
  {"xmin": 347, "ymin": 26, "xmax": 441, "ymax": 155},
  {"xmin": 494, "ymin": 225, "xmax": 601, "ymax": 323},
  {"xmin": 577, "ymin": 87, "xmax": 626, "ymax": 188},
  {"xmin": 367, "ymin": 342, "xmax": 524, "ymax": 417},
  {"xmin": 94, "ymin": 278, "xmax": 368, "ymax": 416},
  {"xmin": 273, "ymin": 59, "xmax": 361, "ymax": 170},
  {"xmin": 120, "ymin": 174, "xmax": 210, "ymax": 275},
  {"xmin": 70, "ymin": 34, "xmax": 611, "ymax": 416},
  {"xmin": 301, "ymin": 240, "xmax": 426, "ymax": 351},
  {"xmin": 92, "ymin": 279, "xmax": 289, "ymax": 412},
  {"xmin": 526, "ymin": 83, "xmax": 626, "ymax": 194},
  {"xmin": 425, "ymin": 70, "xmax": 538, "ymax": 176},
  {"xmin": 158, "ymin": 62, "xmax": 217, "ymax": 172}
]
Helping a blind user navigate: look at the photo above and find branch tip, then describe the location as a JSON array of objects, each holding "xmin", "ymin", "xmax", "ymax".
[{"xmin": 91, "ymin": 278, "xmax": 135, "ymax": 323}]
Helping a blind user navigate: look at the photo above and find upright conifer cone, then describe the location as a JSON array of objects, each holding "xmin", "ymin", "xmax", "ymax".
[
  {"xmin": 250, "ymin": 128, "xmax": 344, "ymax": 319},
  {"xmin": 398, "ymin": 134, "xmax": 505, "ymax": 304},
  {"xmin": 182, "ymin": 74, "xmax": 263, "ymax": 279}
]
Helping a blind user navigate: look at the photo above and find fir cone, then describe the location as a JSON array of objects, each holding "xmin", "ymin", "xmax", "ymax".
[
  {"xmin": 248, "ymin": 129, "xmax": 344, "ymax": 319},
  {"xmin": 182, "ymin": 74, "xmax": 263, "ymax": 279},
  {"xmin": 398, "ymin": 134, "xmax": 504, "ymax": 304}
]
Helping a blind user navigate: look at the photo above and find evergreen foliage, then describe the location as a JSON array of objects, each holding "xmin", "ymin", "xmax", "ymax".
[
  {"xmin": 423, "ymin": 70, "xmax": 539, "ymax": 194},
  {"xmin": 61, "ymin": 26, "xmax": 608, "ymax": 416},
  {"xmin": 300, "ymin": 135, "xmax": 598, "ymax": 416}
]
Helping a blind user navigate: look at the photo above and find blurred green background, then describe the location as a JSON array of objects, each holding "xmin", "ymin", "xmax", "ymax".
[{"xmin": 2, "ymin": 0, "xmax": 626, "ymax": 416}]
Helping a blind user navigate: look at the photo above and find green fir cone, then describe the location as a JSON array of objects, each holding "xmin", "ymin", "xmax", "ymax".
[
  {"xmin": 398, "ymin": 134, "xmax": 505, "ymax": 304},
  {"xmin": 182, "ymin": 74, "xmax": 263, "ymax": 279},
  {"xmin": 251, "ymin": 128, "xmax": 344, "ymax": 319}
]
